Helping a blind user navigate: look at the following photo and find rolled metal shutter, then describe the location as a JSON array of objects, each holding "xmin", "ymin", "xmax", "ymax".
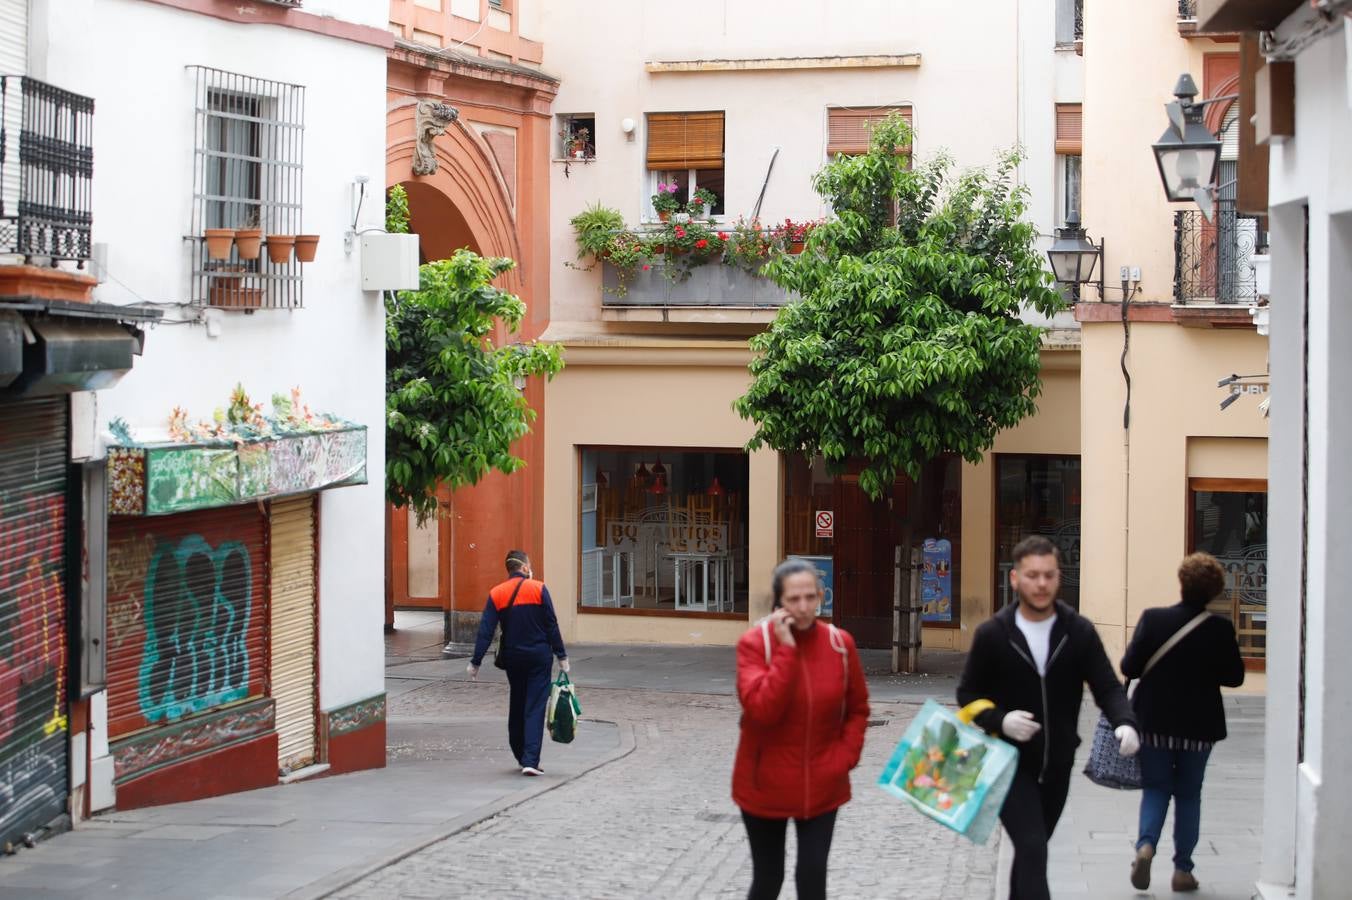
[
  {"xmin": 269, "ymin": 495, "xmax": 316, "ymax": 772},
  {"xmin": 106, "ymin": 505, "xmax": 268, "ymax": 740},
  {"xmin": 0, "ymin": 398, "xmax": 69, "ymax": 848}
]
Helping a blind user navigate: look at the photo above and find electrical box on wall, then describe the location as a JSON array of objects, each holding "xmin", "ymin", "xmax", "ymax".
[{"xmin": 361, "ymin": 233, "xmax": 420, "ymax": 291}]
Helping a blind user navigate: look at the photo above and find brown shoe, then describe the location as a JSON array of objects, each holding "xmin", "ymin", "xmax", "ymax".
[
  {"xmin": 1172, "ymin": 870, "xmax": 1200, "ymax": 892},
  {"xmin": 1131, "ymin": 844, "xmax": 1155, "ymax": 890}
]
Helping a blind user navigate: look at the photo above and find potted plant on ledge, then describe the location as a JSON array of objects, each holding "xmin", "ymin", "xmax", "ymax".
[
  {"xmin": 689, "ymin": 186, "xmax": 718, "ymax": 219},
  {"xmin": 651, "ymin": 181, "xmax": 682, "ymax": 222}
]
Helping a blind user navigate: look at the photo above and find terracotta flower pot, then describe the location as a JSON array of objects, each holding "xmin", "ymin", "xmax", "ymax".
[
  {"xmin": 294, "ymin": 234, "xmax": 320, "ymax": 263},
  {"xmin": 266, "ymin": 234, "xmax": 296, "ymax": 264},
  {"xmin": 789, "ymin": 241, "xmax": 805, "ymax": 255},
  {"xmin": 234, "ymin": 228, "xmax": 263, "ymax": 260},
  {"xmin": 658, "ymin": 211, "xmax": 671, "ymax": 223},
  {"xmin": 204, "ymin": 229, "xmax": 236, "ymax": 260}
]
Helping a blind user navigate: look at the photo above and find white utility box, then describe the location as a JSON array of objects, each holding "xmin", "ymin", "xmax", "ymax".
[{"xmin": 361, "ymin": 232, "xmax": 420, "ymax": 291}]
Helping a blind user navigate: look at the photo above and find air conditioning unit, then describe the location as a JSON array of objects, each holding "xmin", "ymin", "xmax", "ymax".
[{"xmin": 361, "ymin": 233, "xmax": 420, "ymax": 292}]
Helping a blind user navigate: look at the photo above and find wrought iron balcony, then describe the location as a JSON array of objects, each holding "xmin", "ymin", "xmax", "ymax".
[
  {"xmin": 1178, "ymin": 0, "xmax": 1197, "ymax": 20},
  {"xmin": 1174, "ymin": 200, "xmax": 1265, "ymax": 305},
  {"xmin": 1074, "ymin": 0, "xmax": 1084, "ymax": 40},
  {"xmin": 0, "ymin": 76, "xmax": 94, "ymax": 265}
]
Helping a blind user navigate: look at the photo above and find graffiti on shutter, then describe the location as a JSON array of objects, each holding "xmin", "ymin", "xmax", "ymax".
[
  {"xmin": 106, "ymin": 505, "xmax": 268, "ymax": 742},
  {"xmin": 0, "ymin": 398, "xmax": 69, "ymax": 847},
  {"xmin": 269, "ymin": 495, "xmax": 316, "ymax": 772}
]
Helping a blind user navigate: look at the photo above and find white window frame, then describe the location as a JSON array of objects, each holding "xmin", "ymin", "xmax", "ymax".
[{"xmin": 644, "ymin": 168, "xmax": 726, "ymax": 222}]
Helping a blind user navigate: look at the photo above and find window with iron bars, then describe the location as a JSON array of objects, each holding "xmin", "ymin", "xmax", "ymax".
[{"xmin": 188, "ymin": 66, "xmax": 305, "ymax": 311}]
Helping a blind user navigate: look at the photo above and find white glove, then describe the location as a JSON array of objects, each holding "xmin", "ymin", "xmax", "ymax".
[
  {"xmin": 1001, "ymin": 710, "xmax": 1043, "ymax": 743},
  {"xmin": 559, "ymin": 658, "xmax": 571, "ymax": 674},
  {"xmin": 466, "ymin": 663, "xmax": 479, "ymax": 681},
  {"xmin": 1115, "ymin": 725, "xmax": 1141, "ymax": 757}
]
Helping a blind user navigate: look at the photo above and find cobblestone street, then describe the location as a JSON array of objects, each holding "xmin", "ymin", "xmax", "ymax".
[{"xmin": 338, "ymin": 678, "xmax": 997, "ymax": 900}]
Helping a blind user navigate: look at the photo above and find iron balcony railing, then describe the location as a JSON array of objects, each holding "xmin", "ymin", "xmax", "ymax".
[
  {"xmin": 0, "ymin": 76, "xmax": 94, "ymax": 265},
  {"xmin": 1174, "ymin": 200, "xmax": 1266, "ymax": 304},
  {"xmin": 1074, "ymin": 0, "xmax": 1084, "ymax": 40},
  {"xmin": 1179, "ymin": 0, "xmax": 1197, "ymax": 20}
]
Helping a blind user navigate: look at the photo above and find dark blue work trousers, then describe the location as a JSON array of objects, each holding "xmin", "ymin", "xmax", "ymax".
[{"xmin": 505, "ymin": 654, "xmax": 553, "ymax": 769}]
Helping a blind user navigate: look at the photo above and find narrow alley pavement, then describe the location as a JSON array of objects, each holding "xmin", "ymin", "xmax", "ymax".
[{"xmin": 1, "ymin": 612, "xmax": 1264, "ymax": 899}]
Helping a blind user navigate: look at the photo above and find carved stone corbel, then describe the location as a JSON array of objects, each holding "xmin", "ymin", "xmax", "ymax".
[{"xmin": 412, "ymin": 100, "xmax": 459, "ymax": 176}]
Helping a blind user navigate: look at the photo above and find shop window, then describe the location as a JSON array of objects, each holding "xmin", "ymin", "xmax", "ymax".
[
  {"xmin": 579, "ymin": 448, "xmax": 748, "ymax": 615},
  {"xmin": 995, "ymin": 455, "xmax": 1082, "ymax": 611},
  {"xmin": 1189, "ymin": 479, "xmax": 1267, "ymax": 663}
]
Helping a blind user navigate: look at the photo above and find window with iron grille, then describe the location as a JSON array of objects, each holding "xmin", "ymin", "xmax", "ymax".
[{"xmin": 188, "ymin": 66, "xmax": 305, "ymax": 311}]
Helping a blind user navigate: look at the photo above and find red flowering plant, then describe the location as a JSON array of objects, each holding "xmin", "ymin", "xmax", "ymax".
[
  {"xmin": 651, "ymin": 181, "xmax": 683, "ymax": 217},
  {"xmin": 772, "ymin": 217, "xmax": 821, "ymax": 253},
  {"xmin": 723, "ymin": 216, "xmax": 777, "ymax": 273},
  {"xmin": 645, "ymin": 219, "xmax": 727, "ymax": 282}
]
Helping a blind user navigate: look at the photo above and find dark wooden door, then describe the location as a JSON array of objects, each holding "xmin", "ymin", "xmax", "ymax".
[{"xmin": 831, "ymin": 477, "xmax": 898, "ymax": 649}]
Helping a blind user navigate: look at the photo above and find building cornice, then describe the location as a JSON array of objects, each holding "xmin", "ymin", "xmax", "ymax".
[
  {"xmin": 140, "ymin": 0, "xmax": 395, "ymax": 49},
  {"xmin": 645, "ymin": 54, "xmax": 921, "ymax": 74}
]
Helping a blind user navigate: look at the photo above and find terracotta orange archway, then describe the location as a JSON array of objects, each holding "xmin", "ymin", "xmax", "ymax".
[{"xmin": 383, "ymin": 89, "xmax": 553, "ymax": 637}]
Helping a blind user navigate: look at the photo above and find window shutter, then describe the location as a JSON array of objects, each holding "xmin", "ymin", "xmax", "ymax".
[
  {"xmin": 646, "ymin": 112, "xmax": 724, "ymax": 170},
  {"xmin": 1055, "ymin": 103, "xmax": 1082, "ymax": 155},
  {"xmin": 827, "ymin": 106, "xmax": 912, "ymax": 156}
]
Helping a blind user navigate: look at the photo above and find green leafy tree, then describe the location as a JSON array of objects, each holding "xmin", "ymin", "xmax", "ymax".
[
  {"xmin": 385, "ymin": 189, "xmax": 563, "ymax": 523},
  {"xmin": 734, "ymin": 115, "xmax": 1065, "ymax": 499}
]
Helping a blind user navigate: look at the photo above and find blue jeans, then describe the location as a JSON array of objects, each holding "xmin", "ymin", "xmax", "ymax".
[{"xmin": 1136, "ymin": 744, "xmax": 1212, "ymax": 872}]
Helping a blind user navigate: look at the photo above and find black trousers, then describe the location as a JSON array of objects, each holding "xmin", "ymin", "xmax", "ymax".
[
  {"xmin": 741, "ymin": 809, "xmax": 838, "ymax": 900},
  {"xmin": 505, "ymin": 654, "xmax": 552, "ymax": 769},
  {"xmin": 999, "ymin": 767, "xmax": 1073, "ymax": 900}
]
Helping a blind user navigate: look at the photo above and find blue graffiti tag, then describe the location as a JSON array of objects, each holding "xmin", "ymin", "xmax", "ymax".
[{"xmin": 138, "ymin": 536, "xmax": 252, "ymax": 723}]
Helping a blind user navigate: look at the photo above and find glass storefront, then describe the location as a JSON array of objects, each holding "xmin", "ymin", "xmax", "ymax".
[
  {"xmin": 579, "ymin": 448, "xmax": 748, "ymax": 615},
  {"xmin": 995, "ymin": 455, "xmax": 1082, "ymax": 610},
  {"xmin": 1190, "ymin": 480, "xmax": 1267, "ymax": 662}
]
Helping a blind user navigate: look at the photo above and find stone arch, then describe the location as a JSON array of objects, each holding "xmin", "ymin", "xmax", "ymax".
[
  {"xmin": 1204, "ymin": 72, "xmax": 1241, "ymax": 136},
  {"xmin": 386, "ymin": 102, "xmax": 524, "ymax": 296}
]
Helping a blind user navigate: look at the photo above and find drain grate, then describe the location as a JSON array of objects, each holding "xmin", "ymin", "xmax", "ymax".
[{"xmin": 867, "ymin": 718, "xmax": 890, "ymax": 727}]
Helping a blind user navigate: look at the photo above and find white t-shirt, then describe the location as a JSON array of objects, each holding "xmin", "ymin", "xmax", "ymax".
[{"xmin": 1015, "ymin": 608, "xmax": 1058, "ymax": 675}]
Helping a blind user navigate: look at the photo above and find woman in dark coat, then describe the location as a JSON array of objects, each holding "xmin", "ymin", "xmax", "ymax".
[{"xmin": 1120, "ymin": 552, "xmax": 1246, "ymax": 893}]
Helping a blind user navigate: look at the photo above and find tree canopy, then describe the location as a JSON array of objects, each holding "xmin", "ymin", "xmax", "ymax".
[
  {"xmin": 384, "ymin": 187, "xmax": 563, "ymax": 523},
  {"xmin": 734, "ymin": 115, "xmax": 1066, "ymax": 499}
]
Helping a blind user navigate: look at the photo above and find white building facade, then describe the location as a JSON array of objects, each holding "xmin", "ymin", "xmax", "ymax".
[{"xmin": 17, "ymin": 0, "xmax": 392, "ymax": 818}]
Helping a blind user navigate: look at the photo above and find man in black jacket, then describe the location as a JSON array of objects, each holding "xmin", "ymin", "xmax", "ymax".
[{"xmin": 958, "ymin": 536, "xmax": 1138, "ymax": 900}]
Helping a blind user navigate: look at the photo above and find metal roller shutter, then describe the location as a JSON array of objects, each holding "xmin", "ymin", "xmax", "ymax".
[
  {"xmin": 269, "ymin": 495, "xmax": 316, "ymax": 772},
  {"xmin": 106, "ymin": 505, "xmax": 268, "ymax": 740},
  {"xmin": 0, "ymin": 398, "xmax": 69, "ymax": 848}
]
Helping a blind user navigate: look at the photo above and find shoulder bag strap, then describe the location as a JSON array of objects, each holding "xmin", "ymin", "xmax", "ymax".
[
  {"xmin": 499, "ymin": 578, "xmax": 526, "ymax": 639},
  {"xmin": 1142, "ymin": 611, "xmax": 1210, "ymax": 678}
]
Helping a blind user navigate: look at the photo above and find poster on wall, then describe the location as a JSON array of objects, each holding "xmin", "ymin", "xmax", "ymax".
[
  {"xmin": 788, "ymin": 555, "xmax": 834, "ymax": 618},
  {"xmin": 921, "ymin": 537, "xmax": 953, "ymax": 623}
]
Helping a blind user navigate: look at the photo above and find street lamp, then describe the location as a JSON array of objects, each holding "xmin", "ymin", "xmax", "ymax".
[
  {"xmin": 1152, "ymin": 73, "xmax": 1224, "ymax": 220},
  {"xmin": 1047, "ymin": 212, "xmax": 1104, "ymax": 299}
]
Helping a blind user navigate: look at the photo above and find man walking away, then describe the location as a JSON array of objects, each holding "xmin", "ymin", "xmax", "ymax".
[
  {"xmin": 957, "ymin": 536, "xmax": 1139, "ymax": 900},
  {"xmin": 467, "ymin": 550, "xmax": 569, "ymax": 776}
]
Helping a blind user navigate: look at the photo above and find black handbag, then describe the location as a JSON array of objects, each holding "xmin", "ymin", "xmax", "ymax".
[{"xmin": 491, "ymin": 579, "xmax": 526, "ymax": 670}]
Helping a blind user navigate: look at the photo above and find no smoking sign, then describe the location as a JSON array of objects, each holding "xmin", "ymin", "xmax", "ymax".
[{"xmin": 815, "ymin": 510, "xmax": 834, "ymax": 539}]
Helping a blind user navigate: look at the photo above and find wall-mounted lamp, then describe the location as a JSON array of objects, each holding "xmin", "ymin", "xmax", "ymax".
[
  {"xmin": 621, "ymin": 117, "xmax": 636, "ymax": 142},
  {"xmin": 1151, "ymin": 73, "xmax": 1235, "ymax": 223},
  {"xmin": 1047, "ymin": 212, "xmax": 1104, "ymax": 300}
]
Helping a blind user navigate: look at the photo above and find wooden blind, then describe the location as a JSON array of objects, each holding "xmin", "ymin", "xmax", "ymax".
[
  {"xmin": 1055, "ymin": 103, "xmax": 1082, "ymax": 155},
  {"xmin": 827, "ymin": 106, "xmax": 912, "ymax": 156},
  {"xmin": 646, "ymin": 112, "xmax": 724, "ymax": 170}
]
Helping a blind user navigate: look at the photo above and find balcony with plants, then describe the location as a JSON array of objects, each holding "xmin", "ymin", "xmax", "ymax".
[{"xmin": 569, "ymin": 188, "xmax": 818, "ymax": 313}]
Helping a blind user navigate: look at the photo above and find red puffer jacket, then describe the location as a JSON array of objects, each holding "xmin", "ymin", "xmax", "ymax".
[{"xmin": 732, "ymin": 620, "xmax": 871, "ymax": 820}]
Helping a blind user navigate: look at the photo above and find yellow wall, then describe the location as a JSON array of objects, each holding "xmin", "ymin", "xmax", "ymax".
[{"xmin": 1079, "ymin": 321, "xmax": 1269, "ymax": 662}]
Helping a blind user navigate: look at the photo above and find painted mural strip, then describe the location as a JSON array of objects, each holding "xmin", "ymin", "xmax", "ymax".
[
  {"xmin": 326, "ymin": 694, "xmax": 386, "ymax": 737},
  {"xmin": 111, "ymin": 697, "xmax": 274, "ymax": 782},
  {"xmin": 107, "ymin": 426, "xmax": 367, "ymax": 517}
]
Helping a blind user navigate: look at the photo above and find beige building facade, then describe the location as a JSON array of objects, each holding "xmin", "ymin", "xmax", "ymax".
[
  {"xmin": 1078, "ymin": 1, "xmax": 1270, "ymax": 667},
  {"xmin": 536, "ymin": 0, "xmax": 1088, "ymax": 652}
]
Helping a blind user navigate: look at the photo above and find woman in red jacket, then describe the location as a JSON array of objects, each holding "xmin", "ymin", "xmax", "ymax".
[{"xmin": 732, "ymin": 558, "xmax": 871, "ymax": 900}]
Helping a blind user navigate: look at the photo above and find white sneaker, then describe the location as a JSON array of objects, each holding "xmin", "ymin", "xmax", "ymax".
[{"xmin": 521, "ymin": 766, "xmax": 544, "ymax": 776}]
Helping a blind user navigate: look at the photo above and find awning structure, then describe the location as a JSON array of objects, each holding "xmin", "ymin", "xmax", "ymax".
[
  {"xmin": 107, "ymin": 426, "xmax": 368, "ymax": 516},
  {"xmin": 0, "ymin": 299, "xmax": 158, "ymax": 397}
]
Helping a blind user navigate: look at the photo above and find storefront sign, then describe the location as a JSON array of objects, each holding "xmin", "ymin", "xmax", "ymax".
[
  {"xmin": 921, "ymin": 537, "xmax": 953, "ymax": 623},
  {"xmin": 815, "ymin": 510, "xmax": 834, "ymax": 539},
  {"xmin": 789, "ymin": 554, "xmax": 834, "ymax": 617}
]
